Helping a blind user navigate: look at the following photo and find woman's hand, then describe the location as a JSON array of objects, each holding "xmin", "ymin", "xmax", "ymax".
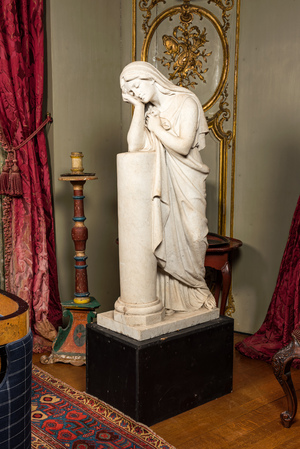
[
  {"xmin": 146, "ymin": 110, "xmax": 162, "ymax": 133},
  {"xmin": 123, "ymin": 92, "xmax": 146, "ymax": 152},
  {"xmin": 122, "ymin": 92, "xmax": 144, "ymax": 108}
]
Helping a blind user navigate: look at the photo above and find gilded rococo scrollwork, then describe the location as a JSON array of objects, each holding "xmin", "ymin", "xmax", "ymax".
[
  {"xmin": 134, "ymin": 0, "xmax": 239, "ymax": 316},
  {"xmin": 207, "ymin": 86, "xmax": 232, "ymax": 236},
  {"xmin": 140, "ymin": 0, "xmax": 234, "ymax": 37},
  {"xmin": 208, "ymin": 86, "xmax": 232, "ymax": 142},
  {"xmin": 139, "ymin": 0, "xmax": 166, "ymax": 35},
  {"xmin": 208, "ymin": 0, "xmax": 234, "ymax": 35}
]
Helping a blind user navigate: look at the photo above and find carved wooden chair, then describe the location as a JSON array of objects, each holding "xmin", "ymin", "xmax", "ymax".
[{"xmin": 272, "ymin": 328, "xmax": 300, "ymax": 427}]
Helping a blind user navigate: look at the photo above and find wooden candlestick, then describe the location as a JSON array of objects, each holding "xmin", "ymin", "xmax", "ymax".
[
  {"xmin": 59, "ymin": 153, "xmax": 97, "ymax": 304},
  {"xmin": 40, "ymin": 152, "xmax": 99, "ymax": 366}
]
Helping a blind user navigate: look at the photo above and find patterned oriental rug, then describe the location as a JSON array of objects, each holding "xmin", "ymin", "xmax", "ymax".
[{"xmin": 31, "ymin": 366, "xmax": 176, "ymax": 449}]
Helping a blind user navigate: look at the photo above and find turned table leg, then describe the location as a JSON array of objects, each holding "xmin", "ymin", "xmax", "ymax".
[
  {"xmin": 220, "ymin": 261, "xmax": 231, "ymax": 316},
  {"xmin": 272, "ymin": 333, "xmax": 300, "ymax": 427},
  {"xmin": 204, "ymin": 234, "xmax": 242, "ymax": 315}
]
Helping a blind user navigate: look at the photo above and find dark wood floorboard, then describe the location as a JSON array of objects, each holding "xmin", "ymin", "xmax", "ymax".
[{"xmin": 33, "ymin": 333, "xmax": 300, "ymax": 448}]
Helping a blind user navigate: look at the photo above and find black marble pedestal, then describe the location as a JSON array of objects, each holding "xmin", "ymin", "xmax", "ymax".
[{"xmin": 86, "ymin": 316, "xmax": 233, "ymax": 426}]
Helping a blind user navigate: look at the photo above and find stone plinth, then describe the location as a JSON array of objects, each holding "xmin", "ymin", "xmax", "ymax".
[{"xmin": 97, "ymin": 307, "xmax": 219, "ymax": 341}]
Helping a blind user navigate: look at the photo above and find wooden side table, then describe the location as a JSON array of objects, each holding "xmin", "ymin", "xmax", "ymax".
[{"xmin": 205, "ymin": 233, "xmax": 242, "ymax": 315}]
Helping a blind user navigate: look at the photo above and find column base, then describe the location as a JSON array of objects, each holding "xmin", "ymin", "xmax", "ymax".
[
  {"xmin": 114, "ymin": 309, "xmax": 165, "ymax": 326},
  {"xmin": 114, "ymin": 297, "xmax": 164, "ymax": 326}
]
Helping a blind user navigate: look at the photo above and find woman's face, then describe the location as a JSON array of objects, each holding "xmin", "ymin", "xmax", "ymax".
[{"xmin": 123, "ymin": 78, "xmax": 156, "ymax": 104}]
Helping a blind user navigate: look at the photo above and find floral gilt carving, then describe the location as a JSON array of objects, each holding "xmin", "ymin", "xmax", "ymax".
[{"xmin": 157, "ymin": 23, "xmax": 212, "ymax": 88}]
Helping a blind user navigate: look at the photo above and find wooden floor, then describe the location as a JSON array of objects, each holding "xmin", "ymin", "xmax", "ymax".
[{"xmin": 33, "ymin": 333, "xmax": 300, "ymax": 448}]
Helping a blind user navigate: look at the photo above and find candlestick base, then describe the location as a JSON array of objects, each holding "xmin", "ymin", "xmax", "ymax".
[{"xmin": 40, "ymin": 298, "xmax": 100, "ymax": 366}]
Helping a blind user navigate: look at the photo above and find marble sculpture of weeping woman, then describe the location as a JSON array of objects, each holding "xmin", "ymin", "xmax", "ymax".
[{"xmin": 120, "ymin": 61, "xmax": 215, "ymax": 314}]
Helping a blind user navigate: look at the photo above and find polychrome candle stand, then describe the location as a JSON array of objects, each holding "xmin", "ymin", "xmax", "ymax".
[{"xmin": 41, "ymin": 152, "xmax": 99, "ymax": 366}]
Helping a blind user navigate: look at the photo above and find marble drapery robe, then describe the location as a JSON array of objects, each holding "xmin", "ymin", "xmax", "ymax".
[{"xmin": 143, "ymin": 95, "xmax": 216, "ymax": 312}]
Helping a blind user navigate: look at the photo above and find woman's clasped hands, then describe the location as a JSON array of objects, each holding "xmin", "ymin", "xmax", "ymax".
[{"xmin": 145, "ymin": 107, "xmax": 162, "ymax": 133}]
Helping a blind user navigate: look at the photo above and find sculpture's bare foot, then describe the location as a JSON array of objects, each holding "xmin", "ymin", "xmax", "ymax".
[{"xmin": 165, "ymin": 309, "xmax": 175, "ymax": 316}]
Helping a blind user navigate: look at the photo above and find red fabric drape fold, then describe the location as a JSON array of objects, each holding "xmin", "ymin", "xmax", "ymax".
[
  {"xmin": 236, "ymin": 195, "xmax": 300, "ymax": 363},
  {"xmin": 0, "ymin": 0, "xmax": 62, "ymax": 352}
]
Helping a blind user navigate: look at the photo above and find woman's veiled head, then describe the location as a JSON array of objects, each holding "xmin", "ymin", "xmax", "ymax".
[
  {"xmin": 120, "ymin": 61, "xmax": 189, "ymax": 98},
  {"xmin": 120, "ymin": 61, "xmax": 209, "ymax": 148}
]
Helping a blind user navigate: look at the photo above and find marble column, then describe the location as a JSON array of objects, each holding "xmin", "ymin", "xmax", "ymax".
[{"xmin": 114, "ymin": 151, "xmax": 165, "ymax": 326}]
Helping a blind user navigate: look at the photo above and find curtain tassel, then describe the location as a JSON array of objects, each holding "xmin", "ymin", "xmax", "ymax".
[
  {"xmin": 8, "ymin": 156, "xmax": 23, "ymax": 197},
  {"xmin": 0, "ymin": 159, "xmax": 10, "ymax": 195},
  {"xmin": 0, "ymin": 115, "xmax": 53, "ymax": 197}
]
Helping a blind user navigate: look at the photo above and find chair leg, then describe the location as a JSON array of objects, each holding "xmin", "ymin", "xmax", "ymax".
[{"xmin": 272, "ymin": 335, "xmax": 300, "ymax": 427}]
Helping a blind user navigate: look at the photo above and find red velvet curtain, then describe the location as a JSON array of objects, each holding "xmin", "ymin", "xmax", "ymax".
[
  {"xmin": 0, "ymin": 0, "xmax": 62, "ymax": 352},
  {"xmin": 236, "ymin": 195, "xmax": 300, "ymax": 363}
]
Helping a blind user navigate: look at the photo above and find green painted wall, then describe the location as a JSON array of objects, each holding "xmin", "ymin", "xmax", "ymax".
[
  {"xmin": 232, "ymin": 0, "xmax": 300, "ymax": 333},
  {"xmin": 46, "ymin": 0, "xmax": 130, "ymax": 312}
]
